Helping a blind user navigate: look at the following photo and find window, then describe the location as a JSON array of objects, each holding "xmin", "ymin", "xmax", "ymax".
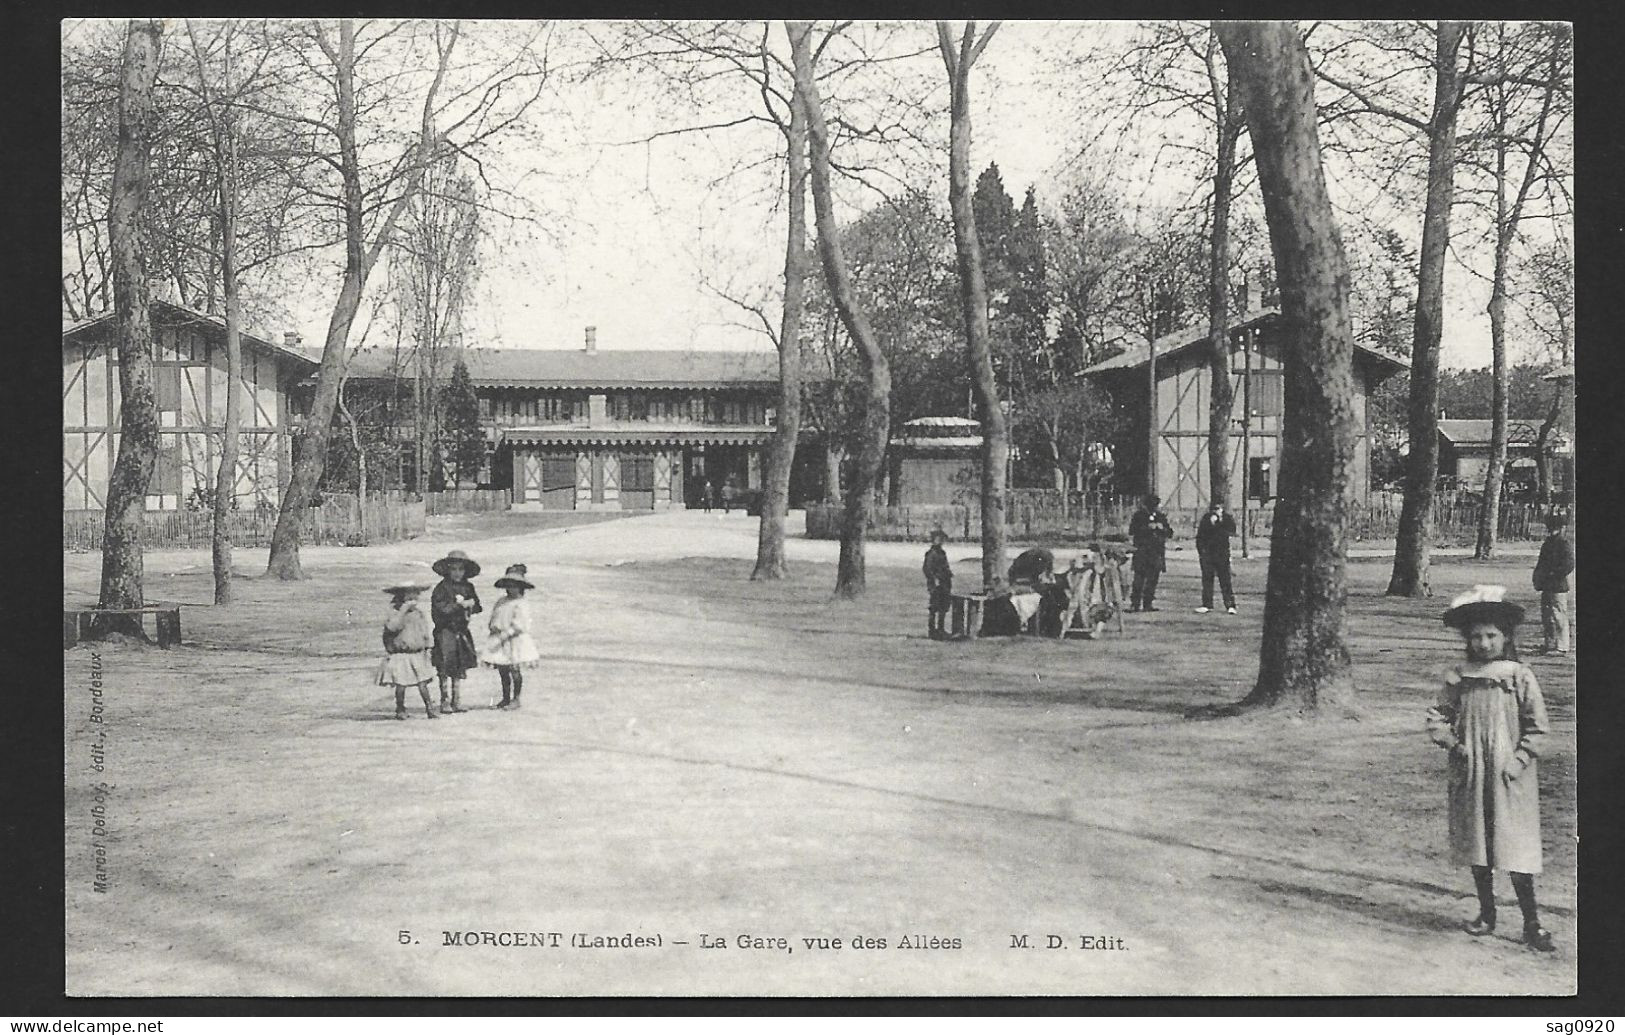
[
  {"xmin": 1249, "ymin": 457, "xmax": 1273, "ymax": 501},
  {"xmin": 689, "ymin": 395, "xmax": 706, "ymax": 422},
  {"xmin": 156, "ymin": 364, "xmax": 182, "ymax": 426},
  {"xmin": 478, "ymin": 395, "xmax": 492, "ymax": 419},
  {"xmin": 1250, "ymin": 371, "xmax": 1284, "ymax": 417},
  {"xmin": 621, "ymin": 456, "xmax": 654, "ymax": 492},
  {"xmin": 541, "ymin": 457, "xmax": 575, "ymax": 491}
]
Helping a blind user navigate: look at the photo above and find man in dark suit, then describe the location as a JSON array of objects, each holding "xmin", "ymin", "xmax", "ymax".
[
  {"xmin": 1127, "ymin": 494, "xmax": 1173, "ymax": 612},
  {"xmin": 1532, "ymin": 512, "xmax": 1575, "ymax": 654},
  {"xmin": 1194, "ymin": 499, "xmax": 1238, "ymax": 614}
]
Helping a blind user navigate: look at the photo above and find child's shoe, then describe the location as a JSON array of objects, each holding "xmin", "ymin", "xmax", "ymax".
[
  {"xmin": 425, "ymin": 708, "xmax": 439, "ymax": 719},
  {"xmin": 395, "ymin": 709, "xmax": 408, "ymax": 721},
  {"xmin": 1523, "ymin": 923, "xmax": 1555, "ymax": 952},
  {"xmin": 1463, "ymin": 915, "xmax": 1496, "ymax": 936}
]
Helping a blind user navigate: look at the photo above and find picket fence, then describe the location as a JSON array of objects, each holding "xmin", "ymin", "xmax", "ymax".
[
  {"xmin": 63, "ymin": 497, "xmax": 427, "ymax": 552},
  {"xmin": 422, "ymin": 489, "xmax": 512, "ymax": 515},
  {"xmin": 805, "ymin": 490, "xmax": 1558, "ymax": 544}
]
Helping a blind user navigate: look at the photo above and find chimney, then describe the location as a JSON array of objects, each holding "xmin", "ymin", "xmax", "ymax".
[
  {"xmin": 584, "ymin": 326, "xmax": 597, "ymax": 354},
  {"xmin": 1243, "ymin": 274, "xmax": 1261, "ymax": 314},
  {"xmin": 284, "ymin": 330, "xmax": 303, "ymax": 348}
]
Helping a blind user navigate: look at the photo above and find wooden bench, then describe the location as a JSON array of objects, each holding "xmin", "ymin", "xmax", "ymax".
[
  {"xmin": 64, "ymin": 604, "xmax": 182, "ymax": 649},
  {"xmin": 949, "ymin": 592, "xmax": 989, "ymax": 640}
]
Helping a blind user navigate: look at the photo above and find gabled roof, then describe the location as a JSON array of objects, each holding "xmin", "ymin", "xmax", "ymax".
[
  {"xmin": 1077, "ymin": 307, "xmax": 1410, "ymax": 377},
  {"xmin": 63, "ymin": 299, "xmax": 319, "ymax": 370},
  {"xmin": 1437, "ymin": 419, "xmax": 1548, "ymax": 447},
  {"xmin": 339, "ymin": 346, "xmax": 781, "ymax": 388}
]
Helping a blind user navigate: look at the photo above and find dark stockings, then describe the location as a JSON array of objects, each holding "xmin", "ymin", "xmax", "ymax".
[
  {"xmin": 1471, "ymin": 865, "xmax": 1496, "ymax": 924},
  {"xmin": 1510, "ymin": 871, "xmax": 1540, "ymax": 929},
  {"xmin": 1471, "ymin": 867, "xmax": 1545, "ymax": 936},
  {"xmin": 498, "ymin": 668, "xmax": 524, "ymax": 705}
]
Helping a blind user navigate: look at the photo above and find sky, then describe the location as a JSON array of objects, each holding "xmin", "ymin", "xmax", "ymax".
[{"xmin": 106, "ymin": 19, "xmax": 1563, "ymax": 372}]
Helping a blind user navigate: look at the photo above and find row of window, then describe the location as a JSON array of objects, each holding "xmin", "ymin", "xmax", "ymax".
[
  {"xmin": 533, "ymin": 455, "xmax": 656, "ymax": 491},
  {"xmin": 481, "ymin": 392, "xmax": 766, "ymax": 425}
]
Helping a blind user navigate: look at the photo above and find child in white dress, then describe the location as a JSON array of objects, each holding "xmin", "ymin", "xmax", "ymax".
[{"xmin": 483, "ymin": 564, "xmax": 541, "ymax": 709}]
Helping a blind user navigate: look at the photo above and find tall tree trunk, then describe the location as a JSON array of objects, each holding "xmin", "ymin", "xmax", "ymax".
[
  {"xmin": 95, "ymin": 19, "xmax": 163, "ymax": 638},
  {"xmin": 1475, "ymin": 225, "xmax": 1510, "ymax": 559},
  {"xmin": 188, "ymin": 22, "xmax": 242, "ymax": 606},
  {"xmin": 938, "ymin": 21, "xmax": 1007, "ymax": 588},
  {"xmin": 337, "ymin": 376, "xmax": 367, "ymax": 541},
  {"xmin": 789, "ymin": 21, "xmax": 891, "ymax": 599},
  {"xmin": 824, "ymin": 442, "xmax": 843, "ymax": 503},
  {"xmin": 1388, "ymin": 21, "xmax": 1466, "ymax": 598},
  {"xmin": 211, "ymin": 155, "xmax": 241, "ymax": 605},
  {"xmin": 753, "ymin": 73, "xmax": 809, "ymax": 581},
  {"xmin": 266, "ymin": 19, "xmax": 451, "ymax": 579},
  {"xmin": 1206, "ymin": 70, "xmax": 1243, "ymax": 507},
  {"xmin": 1533, "ymin": 388, "xmax": 1560, "ymax": 509},
  {"xmin": 1215, "ymin": 20, "xmax": 1359, "ymax": 716}
]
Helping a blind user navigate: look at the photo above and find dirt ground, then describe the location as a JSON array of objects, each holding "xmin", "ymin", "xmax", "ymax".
[{"xmin": 62, "ymin": 510, "xmax": 1576, "ymax": 996}]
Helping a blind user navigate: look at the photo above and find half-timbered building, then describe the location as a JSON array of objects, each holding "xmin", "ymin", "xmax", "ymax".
[
  {"xmin": 1080, "ymin": 307, "xmax": 1408, "ymax": 512},
  {"xmin": 62, "ymin": 301, "xmax": 317, "ymax": 512},
  {"xmin": 338, "ymin": 329, "xmax": 779, "ymax": 510}
]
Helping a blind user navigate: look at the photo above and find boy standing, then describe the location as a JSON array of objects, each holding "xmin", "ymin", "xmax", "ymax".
[
  {"xmin": 1532, "ymin": 513, "xmax": 1575, "ymax": 654},
  {"xmin": 923, "ymin": 529, "xmax": 953, "ymax": 640},
  {"xmin": 1194, "ymin": 499, "xmax": 1238, "ymax": 614}
]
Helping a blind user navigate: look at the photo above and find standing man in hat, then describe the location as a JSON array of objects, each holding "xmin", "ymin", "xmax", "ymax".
[
  {"xmin": 922, "ymin": 529, "xmax": 954, "ymax": 640},
  {"xmin": 430, "ymin": 549, "xmax": 482, "ymax": 714},
  {"xmin": 1531, "ymin": 512, "xmax": 1575, "ymax": 655},
  {"xmin": 1194, "ymin": 499, "xmax": 1238, "ymax": 615},
  {"xmin": 1127, "ymin": 494, "xmax": 1173, "ymax": 612}
]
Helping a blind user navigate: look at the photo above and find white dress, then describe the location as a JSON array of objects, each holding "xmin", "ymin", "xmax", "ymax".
[{"xmin": 481, "ymin": 596, "xmax": 541, "ymax": 668}]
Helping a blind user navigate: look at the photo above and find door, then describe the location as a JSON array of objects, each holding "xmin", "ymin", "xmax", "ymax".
[{"xmin": 541, "ymin": 455, "xmax": 576, "ymax": 509}]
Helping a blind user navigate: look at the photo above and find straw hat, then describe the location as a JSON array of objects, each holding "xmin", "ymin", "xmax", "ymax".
[
  {"xmin": 1442, "ymin": 585, "xmax": 1525, "ymax": 631},
  {"xmin": 431, "ymin": 549, "xmax": 481, "ymax": 578},
  {"xmin": 493, "ymin": 563, "xmax": 534, "ymax": 591}
]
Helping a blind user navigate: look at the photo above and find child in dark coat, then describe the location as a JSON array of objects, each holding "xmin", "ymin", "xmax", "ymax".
[
  {"xmin": 430, "ymin": 549, "xmax": 482, "ymax": 714},
  {"xmin": 923, "ymin": 529, "xmax": 953, "ymax": 640}
]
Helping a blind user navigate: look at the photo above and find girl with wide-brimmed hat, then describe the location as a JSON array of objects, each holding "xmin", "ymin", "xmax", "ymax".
[
  {"xmin": 1426, "ymin": 585, "xmax": 1555, "ymax": 952},
  {"xmin": 377, "ymin": 582, "xmax": 437, "ymax": 719},
  {"xmin": 482, "ymin": 564, "xmax": 541, "ymax": 709},
  {"xmin": 429, "ymin": 550, "xmax": 482, "ymax": 714}
]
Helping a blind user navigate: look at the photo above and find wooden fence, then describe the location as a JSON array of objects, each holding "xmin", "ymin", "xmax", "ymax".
[
  {"xmin": 63, "ymin": 497, "xmax": 427, "ymax": 552},
  {"xmin": 423, "ymin": 488, "xmax": 512, "ymax": 515},
  {"xmin": 805, "ymin": 490, "xmax": 1556, "ymax": 545}
]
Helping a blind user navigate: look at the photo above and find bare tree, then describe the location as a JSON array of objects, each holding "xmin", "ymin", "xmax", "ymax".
[
  {"xmin": 265, "ymin": 19, "xmax": 548, "ymax": 578},
  {"xmin": 1515, "ymin": 239, "xmax": 1573, "ymax": 508},
  {"xmin": 1105, "ymin": 23, "xmax": 1251, "ymax": 506},
  {"xmin": 94, "ymin": 19, "xmax": 164, "ymax": 637},
  {"xmin": 184, "ymin": 21, "xmax": 247, "ymax": 605},
  {"xmin": 1462, "ymin": 22, "xmax": 1570, "ymax": 558},
  {"xmin": 1315, "ymin": 21, "xmax": 1473, "ymax": 598},
  {"xmin": 937, "ymin": 20, "xmax": 1007, "ymax": 587},
  {"xmin": 393, "ymin": 157, "xmax": 482, "ymax": 494},
  {"xmin": 1212, "ymin": 19, "xmax": 1360, "ymax": 715},
  {"xmin": 789, "ymin": 20, "xmax": 892, "ymax": 599},
  {"xmin": 753, "ymin": 68, "xmax": 809, "ymax": 581}
]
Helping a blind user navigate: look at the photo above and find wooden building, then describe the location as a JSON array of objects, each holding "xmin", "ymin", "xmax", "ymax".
[
  {"xmin": 1437, "ymin": 418, "xmax": 1572, "ymax": 497},
  {"xmin": 62, "ymin": 301, "xmax": 317, "ymax": 512},
  {"xmin": 1080, "ymin": 308, "xmax": 1408, "ymax": 512},
  {"xmin": 888, "ymin": 416, "xmax": 983, "ymax": 506},
  {"xmin": 339, "ymin": 329, "xmax": 779, "ymax": 510}
]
